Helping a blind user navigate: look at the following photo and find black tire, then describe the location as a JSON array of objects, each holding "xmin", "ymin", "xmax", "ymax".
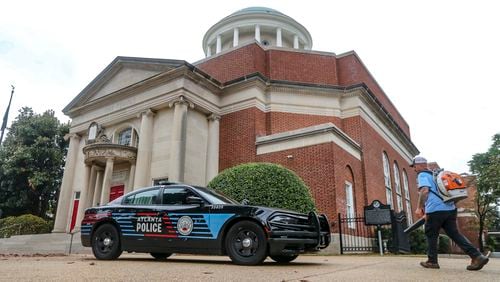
[
  {"xmin": 225, "ymin": 221, "xmax": 267, "ymax": 265},
  {"xmin": 91, "ymin": 224, "xmax": 122, "ymax": 260},
  {"xmin": 150, "ymin": 253, "xmax": 172, "ymax": 260},
  {"xmin": 270, "ymin": 254, "xmax": 299, "ymax": 263}
]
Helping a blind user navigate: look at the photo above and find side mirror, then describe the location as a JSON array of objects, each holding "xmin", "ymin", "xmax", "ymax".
[
  {"xmin": 241, "ymin": 199, "xmax": 249, "ymax": 205},
  {"xmin": 186, "ymin": 196, "xmax": 204, "ymax": 205}
]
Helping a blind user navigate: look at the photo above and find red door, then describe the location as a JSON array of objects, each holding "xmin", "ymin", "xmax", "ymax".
[
  {"xmin": 109, "ymin": 185, "xmax": 125, "ymax": 202},
  {"xmin": 70, "ymin": 199, "xmax": 79, "ymax": 232}
]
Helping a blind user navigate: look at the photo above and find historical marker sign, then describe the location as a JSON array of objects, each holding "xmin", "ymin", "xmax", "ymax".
[{"xmin": 364, "ymin": 200, "xmax": 392, "ymax": 226}]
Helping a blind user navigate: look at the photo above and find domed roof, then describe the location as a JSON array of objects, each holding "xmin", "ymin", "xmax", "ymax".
[
  {"xmin": 229, "ymin": 7, "xmax": 286, "ymax": 17},
  {"xmin": 202, "ymin": 7, "xmax": 313, "ymax": 56}
]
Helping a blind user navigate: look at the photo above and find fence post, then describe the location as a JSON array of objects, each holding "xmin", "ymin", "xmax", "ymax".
[{"xmin": 338, "ymin": 213, "xmax": 343, "ymax": 255}]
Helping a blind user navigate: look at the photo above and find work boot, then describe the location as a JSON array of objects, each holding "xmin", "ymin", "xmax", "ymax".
[
  {"xmin": 467, "ymin": 251, "xmax": 490, "ymax": 271},
  {"xmin": 420, "ymin": 261, "xmax": 440, "ymax": 269}
]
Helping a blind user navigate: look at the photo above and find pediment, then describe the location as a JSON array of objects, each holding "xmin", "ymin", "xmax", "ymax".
[{"xmin": 64, "ymin": 57, "xmax": 185, "ymax": 113}]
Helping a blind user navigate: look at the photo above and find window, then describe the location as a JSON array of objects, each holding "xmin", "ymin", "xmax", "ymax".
[
  {"xmin": 162, "ymin": 187, "xmax": 197, "ymax": 205},
  {"xmin": 345, "ymin": 181, "xmax": 355, "ymax": 229},
  {"xmin": 123, "ymin": 189, "xmax": 159, "ymax": 205},
  {"xmin": 88, "ymin": 122, "xmax": 98, "ymax": 140},
  {"xmin": 394, "ymin": 162, "xmax": 403, "ymax": 212},
  {"xmin": 383, "ymin": 153, "xmax": 393, "ymax": 207},
  {"xmin": 402, "ymin": 170, "xmax": 413, "ymax": 225},
  {"xmin": 118, "ymin": 128, "xmax": 132, "ymax": 146}
]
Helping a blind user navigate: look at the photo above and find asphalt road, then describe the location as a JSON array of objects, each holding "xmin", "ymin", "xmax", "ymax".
[{"xmin": 0, "ymin": 253, "xmax": 498, "ymax": 281}]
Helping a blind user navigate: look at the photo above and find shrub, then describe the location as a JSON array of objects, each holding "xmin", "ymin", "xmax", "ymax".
[
  {"xmin": 438, "ymin": 234, "xmax": 451, "ymax": 254},
  {"xmin": 208, "ymin": 162, "xmax": 316, "ymax": 214},
  {"xmin": 409, "ymin": 228, "xmax": 427, "ymax": 254},
  {"xmin": 0, "ymin": 214, "xmax": 51, "ymax": 238}
]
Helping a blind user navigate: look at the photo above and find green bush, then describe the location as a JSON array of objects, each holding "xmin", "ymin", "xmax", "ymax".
[
  {"xmin": 410, "ymin": 229, "xmax": 427, "ymax": 254},
  {"xmin": 0, "ymin": 214, "xmax": 51, "ymax": 238},
  {"xmin": 208, "ymin": 162, "xmax": 316, "ymax": 214},
  {"xmin": 438, "ymin": 234, "xmax": 451, "ymax": 254}
]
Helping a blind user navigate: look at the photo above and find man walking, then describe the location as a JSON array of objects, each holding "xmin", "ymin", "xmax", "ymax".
[{"xmin": 413, "ymin": 156, "xmax": 489, "ymax": 270}]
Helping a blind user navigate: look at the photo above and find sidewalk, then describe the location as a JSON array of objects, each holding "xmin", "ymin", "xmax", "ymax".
[{"xmin": 0, "ymin": 253, "xmax": 497, "ymax": 281}]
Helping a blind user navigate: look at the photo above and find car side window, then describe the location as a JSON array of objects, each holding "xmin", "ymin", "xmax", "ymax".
[
  {"xmin": 162, "ymin": 187, "xmax": 196, "ymax": 205},
  {"xmin": 123, "ymin": 189, "xmax": 159, "ymax": 205}
]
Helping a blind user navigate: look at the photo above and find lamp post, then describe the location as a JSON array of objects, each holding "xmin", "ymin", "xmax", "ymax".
[{"xmin": 0, "ymin": 85, "xmax": 15, "ymax": 145}]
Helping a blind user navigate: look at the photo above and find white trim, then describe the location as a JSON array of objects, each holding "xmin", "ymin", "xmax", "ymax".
[{"xmin": 256, "ymin": 123, "xmax": 361, "ymax": 159}]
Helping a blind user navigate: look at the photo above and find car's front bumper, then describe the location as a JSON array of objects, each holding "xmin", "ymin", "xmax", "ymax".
[{"xmin": 267, "ymin": 212, "xmax": 331, "ymax": 256}]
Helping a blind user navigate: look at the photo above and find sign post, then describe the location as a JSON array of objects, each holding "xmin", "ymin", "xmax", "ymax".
[{"xmin": 364, "ymin": 200, "xmax": 392, "ymax": 256}]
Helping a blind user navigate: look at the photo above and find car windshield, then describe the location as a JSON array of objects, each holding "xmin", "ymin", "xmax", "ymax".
[{"xmin": 194, "ymin": 186, "xmax": 239, "ymax": 205}]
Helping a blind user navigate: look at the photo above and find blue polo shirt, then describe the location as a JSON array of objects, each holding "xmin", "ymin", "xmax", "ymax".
[{"xmin": 417, "ymin": 171, "xmax": 455, "ymax": 213}]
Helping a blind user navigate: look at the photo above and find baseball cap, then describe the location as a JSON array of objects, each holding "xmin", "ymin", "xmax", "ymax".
[{"xmin": 410, "ymin": 156, "xmax": 427, "ymax": 167}]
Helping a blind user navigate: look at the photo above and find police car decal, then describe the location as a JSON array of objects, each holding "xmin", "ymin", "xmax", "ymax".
[{"xmin": 176, "ymin": 216, "xmax": 194, "ymax": 235}]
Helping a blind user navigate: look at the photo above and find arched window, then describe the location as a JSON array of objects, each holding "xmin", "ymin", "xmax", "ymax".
[
  {"xmin": 118, "ymin": 128, "xmax": 132, "ymax": 145},
  {"xmin": 393, "ymin": 162, "xmax": 403, "ymax": 212},
  {"xmin": 383, "ymin": 152, "xmax": 393, "ymax": 207},
  {"xmin": 116, "ymin": 127, "xmax": 138, "ymax": 147},
  {"xmin": 402, "ymin": 170, "xmax": 412, "ymax": 225},
  {"xmin": 345, "ymin": 165, "xmax": 355, "ymax": 229}
]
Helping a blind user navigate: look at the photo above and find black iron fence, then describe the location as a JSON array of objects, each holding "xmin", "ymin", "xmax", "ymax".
[{"xmin": 338, "ymin": 213, "xmax": 388, "ymax": 254}]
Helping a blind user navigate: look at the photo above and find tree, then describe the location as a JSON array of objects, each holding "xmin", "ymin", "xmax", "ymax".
[
  {"xmin": 0, "ymin": 107, "xmax": 69, "ymax": 219},
  {"xmin": 208, "ymin": 162, "xmax": 316, "ymax": 214},
  {"xmin": 468, "ymin": 133, "xmax": 500, "ymax": 252}
]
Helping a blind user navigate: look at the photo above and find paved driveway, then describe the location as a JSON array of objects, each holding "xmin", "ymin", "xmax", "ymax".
[{"xmin": 0, "ymin": 253, "xmax": 498, "ymax": 281}]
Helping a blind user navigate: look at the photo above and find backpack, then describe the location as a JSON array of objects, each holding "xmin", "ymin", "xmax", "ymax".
[{"xmin": 429, "ymin": 169, "xmax": 468, "ymax": 203}]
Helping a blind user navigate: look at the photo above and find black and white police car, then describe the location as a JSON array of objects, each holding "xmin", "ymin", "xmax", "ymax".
[{"xmin": 81, "ymin": 183, "xmax": 331, "ymax": 265}]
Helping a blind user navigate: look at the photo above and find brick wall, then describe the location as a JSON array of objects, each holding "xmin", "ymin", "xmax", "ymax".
[
  {"xmin": 197, "ymin": 43, "xmax": 410, "ymax": 138},
  {"xmin": 356, "ymin": 116, "xmax": 418, "ymax": 223},
  {"xmin": 267, "ymin": 112, "xmax": 341, "ymax": 134}
]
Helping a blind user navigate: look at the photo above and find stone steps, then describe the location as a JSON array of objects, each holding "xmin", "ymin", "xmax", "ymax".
[{"xmin": 0, "ymin": 233, "xmax": 91, "ymax": 255}]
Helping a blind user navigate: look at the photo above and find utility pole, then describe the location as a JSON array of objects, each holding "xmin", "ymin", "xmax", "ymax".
[{"xmin": 0, "ymin": 85, "xmax": 15, "ymax": 145}]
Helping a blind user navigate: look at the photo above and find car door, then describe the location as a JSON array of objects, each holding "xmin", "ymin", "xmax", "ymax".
[
  {"xmin": 159, "ymin": 186, "xmax": 214, "ymax": 251},
  {"xmin": 116, "ymin": 187, "xmax": 163, "ymax": 252}
]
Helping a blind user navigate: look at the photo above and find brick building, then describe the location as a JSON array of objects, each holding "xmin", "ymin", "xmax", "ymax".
[{"xmin": 52, "ymin": 7, "xmax": 420, "ymax": 240}]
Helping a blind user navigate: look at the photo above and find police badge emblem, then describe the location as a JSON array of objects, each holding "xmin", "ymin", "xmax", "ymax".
[{"xmin": 177, "ymin": 216, "xmax": 194, "ymax": 235}]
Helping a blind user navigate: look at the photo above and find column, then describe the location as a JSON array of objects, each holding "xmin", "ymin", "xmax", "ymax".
[
  {"xmin": 205, "ymin": 114, "xmax": 220, "ymax": 184},
  {"xmin": 126, "ymin": 162, "xmax": 136, "ymax": 194},
  {"xmin": 85, "ymin": 165, "xmax": 98, "ymax": 208},
  {"xmin": 255, "ymin": 25, "xmax": 261, "ymax": 42},
  {"xmin": 53, "ymin": 133, "xmax": 80, "ymax": 233},
  {"xmin": 293, "ymin": 34, "xmax": 299, "ymax": 49},
  {"xmin": 100, "ymin": 157, "xmax": 115, "ymax": 205},
  {"xmin": 133, "ymin": 109, "xmax": 154, "ymax": 189},
  {"xmin": 73, "ymin": 164, "xmax": 91, "ymax": 231},
  {"xmin": 216, "ymin": 35, "xmax": 222, "ymax": 54},
  {"xmin": 233, "ymin": 28, "xmax": 239, "ymax": 47},
  {"xmin": 276, "ymin": 28, "xmax": 282, "ymax": 47},
  {"xmin": 169, "ymin": 96, "xmax": 189, "ymax": 182},
  {"xmin": 92, "ymin": 169, "xmax": 104, "ymax": 206},
  {"xmin": 207, "ymin": 45, "xmax": 211, "ymax": 57}
]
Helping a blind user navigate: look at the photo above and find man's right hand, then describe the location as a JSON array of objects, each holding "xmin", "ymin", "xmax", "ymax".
[{"xmin": 415, "ymin": 207, "xmax": 424, "ymax": 218}]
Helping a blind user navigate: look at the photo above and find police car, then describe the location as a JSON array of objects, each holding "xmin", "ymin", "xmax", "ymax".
[{"xmin": 81, "ymin": 183, "xmax": 331, "ymax": 265}]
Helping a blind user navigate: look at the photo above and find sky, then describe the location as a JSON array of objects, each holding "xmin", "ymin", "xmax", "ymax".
[{"xmin": 0, "ymin": 0, "xmax": 498, "ymax": 173}]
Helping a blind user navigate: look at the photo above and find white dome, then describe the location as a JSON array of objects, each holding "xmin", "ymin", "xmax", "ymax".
[{"xmin": 202, "ymin": 7, "xmax": 313, "ymax": 57}]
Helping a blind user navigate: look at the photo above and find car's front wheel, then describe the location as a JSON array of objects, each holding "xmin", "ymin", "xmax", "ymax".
[
  {"xmin": 150, "ymin": 253, "xmax": 172, "ymax": 260},
  {"xmin": 225, "ymin": 221, "xmax": 267, "ymax": 265},
  {"xmin": 270, "ymin": 254, "xmax": 299, "ymax": 263},
  {"xmin": 91, "ymin": 224, "xmax": 122, "ymax": 260}
]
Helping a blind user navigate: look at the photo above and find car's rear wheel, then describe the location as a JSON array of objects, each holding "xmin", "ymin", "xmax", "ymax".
[
  {"xmin": 150, "ymin": 253, "xmax": 172, "ymax": 260},
  {"xmin": 225, "ymin": 221, "xmax": 267, "ymax": 265},
  {"xmin": 270, "ymin": 254, "xmax": 299, "ymax": 263},
  {"xmin": 91, "ymin": 224, "xmax": 122, "ymax": 260}
]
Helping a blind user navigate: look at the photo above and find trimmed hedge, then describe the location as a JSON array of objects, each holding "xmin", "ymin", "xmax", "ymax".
[
  {"xmin": 208, "ymin": 163, "xmax": 316, "ymax": 214},
  {"xmin": 0, "ymin": 214, "xmax": 52, "ymax": 238}
]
